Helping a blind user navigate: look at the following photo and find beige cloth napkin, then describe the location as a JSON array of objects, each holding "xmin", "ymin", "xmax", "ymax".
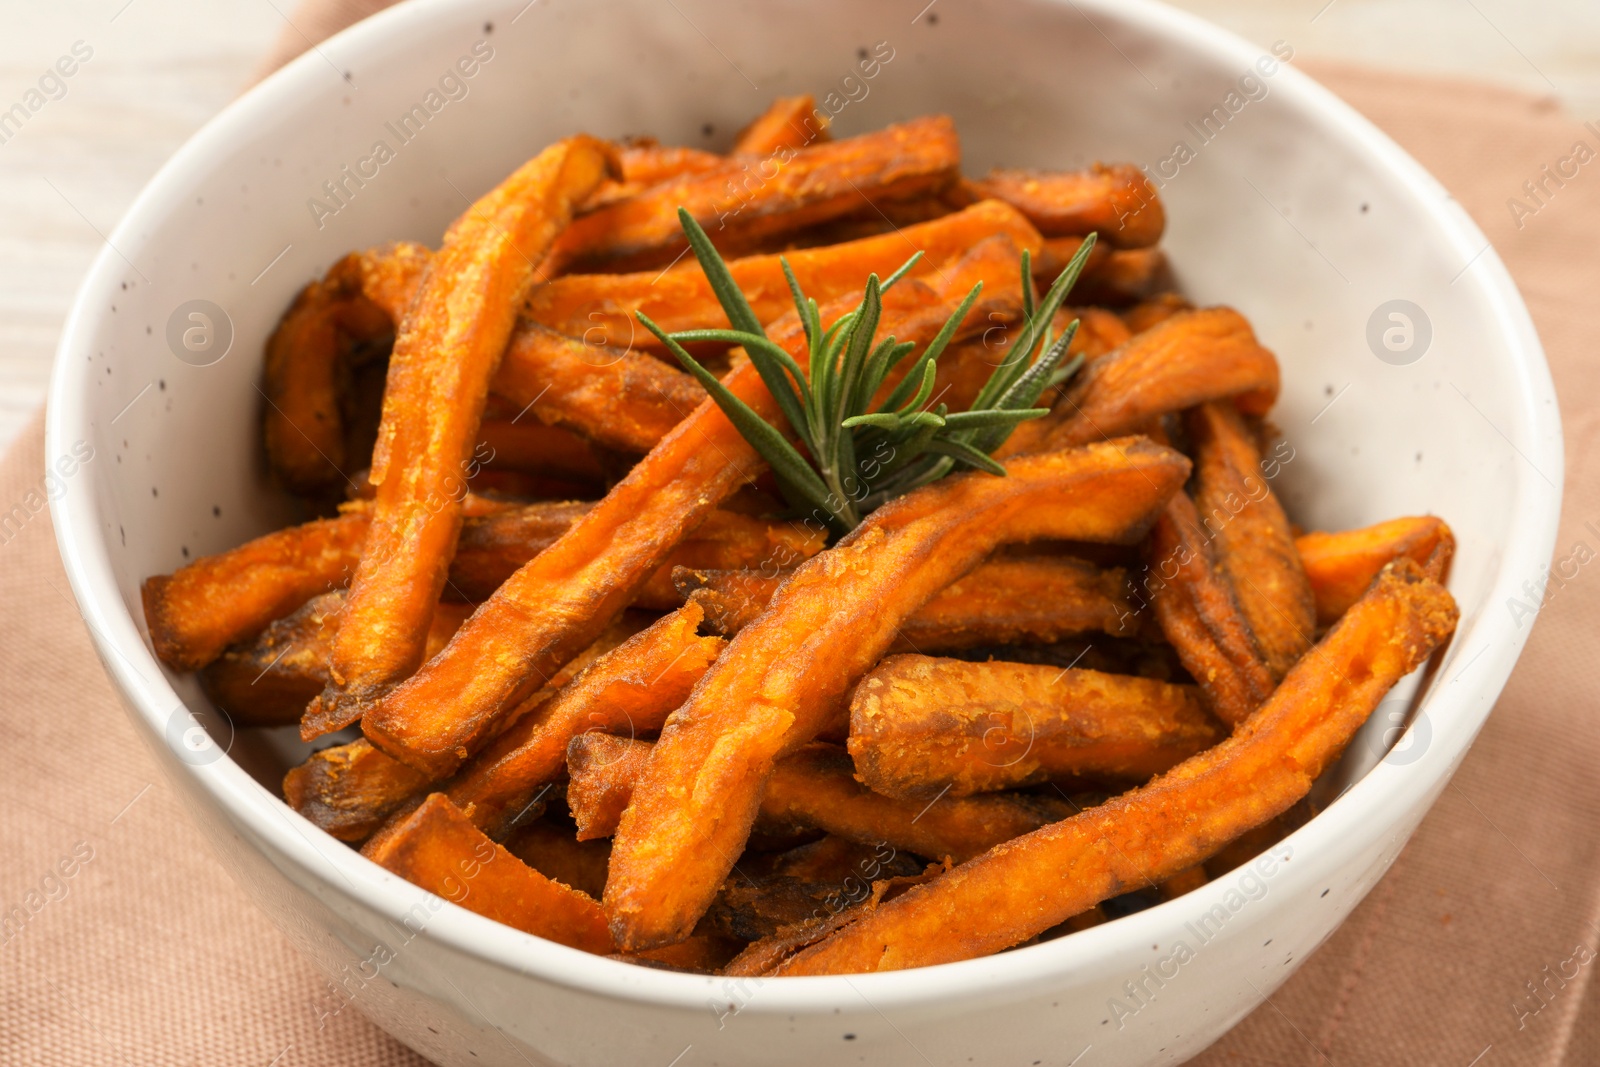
[{"xmin": 3, "ymin": 4, "xmax": 1597, "ymax": 1063}]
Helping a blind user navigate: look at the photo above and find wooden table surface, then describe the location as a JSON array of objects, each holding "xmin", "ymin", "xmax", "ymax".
[{"xmin": 2, "ymin": 0, "xmax": 1594, "ymax": 453}]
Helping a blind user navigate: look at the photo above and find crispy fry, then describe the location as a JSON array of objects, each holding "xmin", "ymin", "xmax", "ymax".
[
  {"xmin": 546, "ymin": 116, "xmax": 962, "ymax": 273},
  {"xmin": 524, "ymin": 200, "xmax": 1041, "ymax": 351},
  {"xmin": 362, "ymin": 246, "xmax": 1024, "ymax": 778},
  {"xmin": 972, "ymin": 164, "xmax": 1164, "ymax": 248},
  {"xmin": 583, "ymin": 143, "xmax": 727, "ymax": 210},
  {"xmin": 284, "ymin": 615, "xmax": 648, "ymax": 841},
  {"xmin": 315, "ymin": 136, "xmax": 619, "ymax": 734},
  {"xmin": 1121, "ymin": 293, "xmax": 1192, "ymax": 334},
  {"xmin": 612, "ymin": 933, "xmax": 745, "ymax": 973},
  {"xmin": 1297, "ymin": 516, "xmax": 1456, "ymax": 625},
  {"xmin": 200, "ymin": 593, "xmax": 471, "ymax": 727},
  {"xmin": 1188, "ymin": 402, "xmax": 1314, "ymax": 678},
  {"xmin": 1074, "ymin": 248, "xmax": 1173, "ymax": 305},
  {"xmin": 492, "ymin": 322, "xmax": 706, "ymax": 454},
  {"xmin": 773, "ymin": 559, "xmax": 1458, "ymax": 974},
  {"xmin": 1002, "ymin": 307, "xmax": 1281, "ymax": 456},
  {"xmin": 144, "ymin": 500, "xmax": 814, "ymax": 672},
  {"xmin": 679, "ymin": 552, "xmax": 1137, "ymax": 651},
  {"xmin": 282, "ymin": 738, "xmax": 432, "ymax": 843},
  {"xmin": 934, "ymin": 305, "xmax": 1131, "ymax": 414},
  {"xmin": 365, "ymin": 794, "xmax": 615, "ymax": 953},
  {"xmin": 1145, "ymin": 491, "xmax": 1277, "ymax": 726},
  {"xmin": 475, "ymin": 419, "xmax": 606, "ymax": 484},
  {"xmin": 261, "ymin": 242, "xmax": 431, "ymax": 495},
  {"xmin": 849, "ymin": 656, "xmax": 1221, "ymax": 797},
  {"xmin": 425, "ymin": 603, "xmax": 722, "ymax": 842},
  {"xmin": 731, "ymin": 94, "xmax": 829, "ymax": 155},
  {"xmin": 142, "ymin": 506, "xmax": 372, "ymax": 671},
  {"xmin": 605, "ymin": 440, "xmax": 1191, "ymax": 950},
  {"xmin": 1030, "ymin": 235, "xmax": 1112, "ymax": 288},
  {"xmin": 504, "ymin": 816, "xmax": 612, "ymax": 899},
  {"xmin": 569, "ymin": 737, "xmax": 1070, "ymax": 863}
]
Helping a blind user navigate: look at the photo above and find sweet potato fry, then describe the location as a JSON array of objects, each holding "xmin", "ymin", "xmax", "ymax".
[
  {"xmin": 492, "ymin": 322, "xmax": 706, "ymax": 454},
  {"xmin": 546, "ymin": 116, "xmax": 962, "ymax": 274},
  {"xmin": 523, "ymin": 200, "xmax": 1041, "ymax": 351},
  {"xmin": 582, "ymin": 143, "xmax": 727, "ymax": 210},
  {"xmin": 504, "ymin": 816, "xmax": 612, "ymax": 899},
  {"xmin": 144, "ymin": 500, "xmax": 813, "ymax": 671},
  {"xmin": 679, "ymin": 552, "xmax": 1137, "ymax": 651},
  {"xmin": 1002, "ymin": 307, "xmax": 1281, "ymax": 455},
  {"xmin": 1297, "ymin": 516, "xmax": 1456, "ymax": 625},
  {"xmin": 284, "ymin": 614, "xmax": 650, "ymax": 841},
  {"xmin": 971, "ymin": 164, "xmax": 1164, "ymax": 248},
  {"xmin": 316, "ymin": 136, "xmax": 619, "ymax": 732},
  {"xmin": 933, "ymin": 305, "xmax": 1131, "ymax": 414},
  {"xmin": 475, "ymin": 419, "xmax": 606, "ymax": 484},
  {"xmin": 1145, "ymin": 491, "xmax": 1277, "ymax": 726},
  {"xmin": 261, "ymin": 242, "xmax": 432, "ymax": 495},
  {"xmin": 1187, "ymin": 402, "xmax": 1314, "ymax": 678},
  {"xmin": 731, "ymin": 94, "xmax": 828, "ymax": 155},
  {"xmin": 1030, "ymin": 235, "xmax": 1112, "ymax": 289},
  {"xmin": 200, "ymin": 593, "xmax": 471, "ymax": 727},
  {"xmin": 1120, "ymin": 293, "xmax": 1192, "ymax": 334},
  {"xmin": 849, "ymin": 655, "xmax": 1221, "ymax": 798},
  {"xmin": 773, "ymin": 559, "xmax": 1458, "ymax": 975},
  {"xmin": 569, "ymin": 737, "xmax": 1070, "ymax": 864},
  {"xmin": 362, "ymin": 247, "xmax": 1024, "ymax": 778},
  {"xmin": 142, "ymin": 506, "xmax": 372, "ymax": 672},
  {"xmin": 605, "ymin": 439, "xmax": 1191, "ymax": 950},
  {"xmin": 366, "ymin": 794, "xmax": 615, "ymax": 953},
  {"xmin": 1074, "ymin": 248, "xmax": 1173, "ymax": 305},
  {"xmin": 425, "ymin": 603, "xmax": 722, "ymax": 842}
]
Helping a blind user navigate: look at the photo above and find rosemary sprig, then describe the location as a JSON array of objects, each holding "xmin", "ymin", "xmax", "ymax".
[{"xmin": 636, "ymin": 208, "xmax": 1097, "ymax": 533}]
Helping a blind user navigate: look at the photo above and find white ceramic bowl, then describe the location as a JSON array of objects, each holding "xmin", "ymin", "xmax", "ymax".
[{"xmin": 48, "ymin": 0, "xmax": 1561, "ymax": 1063}]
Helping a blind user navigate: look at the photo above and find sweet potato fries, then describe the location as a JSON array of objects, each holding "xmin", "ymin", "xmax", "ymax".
[{"xmin": 143, "ymin": 102, "xmax": 1460, "ymax": 978}]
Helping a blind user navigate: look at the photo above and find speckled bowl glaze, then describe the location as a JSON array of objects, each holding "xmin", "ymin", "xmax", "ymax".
[{"xmin": 48, "ymin": 0, "xmax": 1561, "ymax": 1063}]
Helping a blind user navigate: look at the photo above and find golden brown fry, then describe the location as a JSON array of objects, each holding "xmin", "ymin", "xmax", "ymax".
[
  {"xmin": 972, "ymin": 163, "xmax": 1164, "ymax": 248},
  {"xmin": 731, "ymin": 94, "xmax": 829, "ymax": 155},
  {"xmin": 428, "ymin": 603, "xmax": 721, "ymax": 842},
  {"xmin": 1145, "ymin": 491, "xmax": 1277, "ymax": 727},
  {"xmin": 524, "ymin": 200, "xmax": 1041, "ymax": 351},
  {"xmin": 1003, "ymin": 307, "xmax": 1281, "ymax": 456},
  {"xmin": 475, "ymin": 419, "xmax": 605, "ymax": 484},
  {"xmin": 632, "ymin": 511, "xmax": 825, "ymax": 611},
  {"xmin": 679, "ymin": 552, "xmax": 1138, "ymax": 651},
  {"xmin": 366, "ymin": 794, "xmax": 615, "ymax": 953},
  {"xmin": 1120, "ymin": 293, "xmax": 1192, "ymax": 334},
  {"xmin": 144, "ymin": 500, "xmax": 810, "ymax": 672},
  {"xmin": 569, "ymin": 737, "xmax": 1070, "ymax": 863},
  {"xmin": 142, "ymin": 506, "xmax": 371, "ymax": 672},
  {"xmin": 1074, "ymin": 248, "xmax": 1173, "ymax": 305},
  {"xmin": 504, "ymin": 817, "xmax": 612, "ymax": 899},
  {"xmin": 582, "ymin": 143, "xmax": 727, "ymax": 210},
  {"xmin": 362, "ymin": 246, "xmax": 1023, "ymax": 778},
  {"xmin": 605, "ymin": 439, "xmax": 1191, "ymax": 950},
  {"xmin": 282, "ymin": 737, "xmax": 432, "ymax": 843},
  {"xmin": 1030, "ymin": 235, "xmax": 1112, "ymax": 288},
  {"xmin": 200, "ymin": 593, "xmax": 471, "ymax": 727},
  {"xmin": 316, "ymin": 136, "xmax": 619, "ymax": 734},
  {"xmin": 774, "ymin": 559, "xmax": 1458, "ymax": 975},
  {"xmin": 492, "ymin": 322, "xmax": 706, "ymax": 454},
  {"xmin": 1296, "ymin": 516, "xmax": 1456, "ymax": 625},
  {"xmin": 284, "ymin": 615, "xmax": 649, "ymax": 841},
  {"xmin": 566, "ymin": 734, "xmax": 650, "ymax": 840},
  {"xmin": 1188, "ymin": 402, "xmax": 1314, "ymax": 678},
  {"xmin": 261, "ymin": 242, "xmax": 430, "ymax": 496},
  {"xmin": 546, "ymin": 116, "xmax": 962, "ymax": 274},
  {"xmin": 849, "ymin": 656, "xmax": 1222, "ymax": 798},
  {"xmin": 612, "ymin": 933, "xmax": 745, "ymax": 973}
]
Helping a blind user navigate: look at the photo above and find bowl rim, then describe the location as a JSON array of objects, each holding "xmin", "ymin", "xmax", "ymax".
[{"xmin": 47, "ymin": 0, "xmax": 1563, "ymax": 1015}]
